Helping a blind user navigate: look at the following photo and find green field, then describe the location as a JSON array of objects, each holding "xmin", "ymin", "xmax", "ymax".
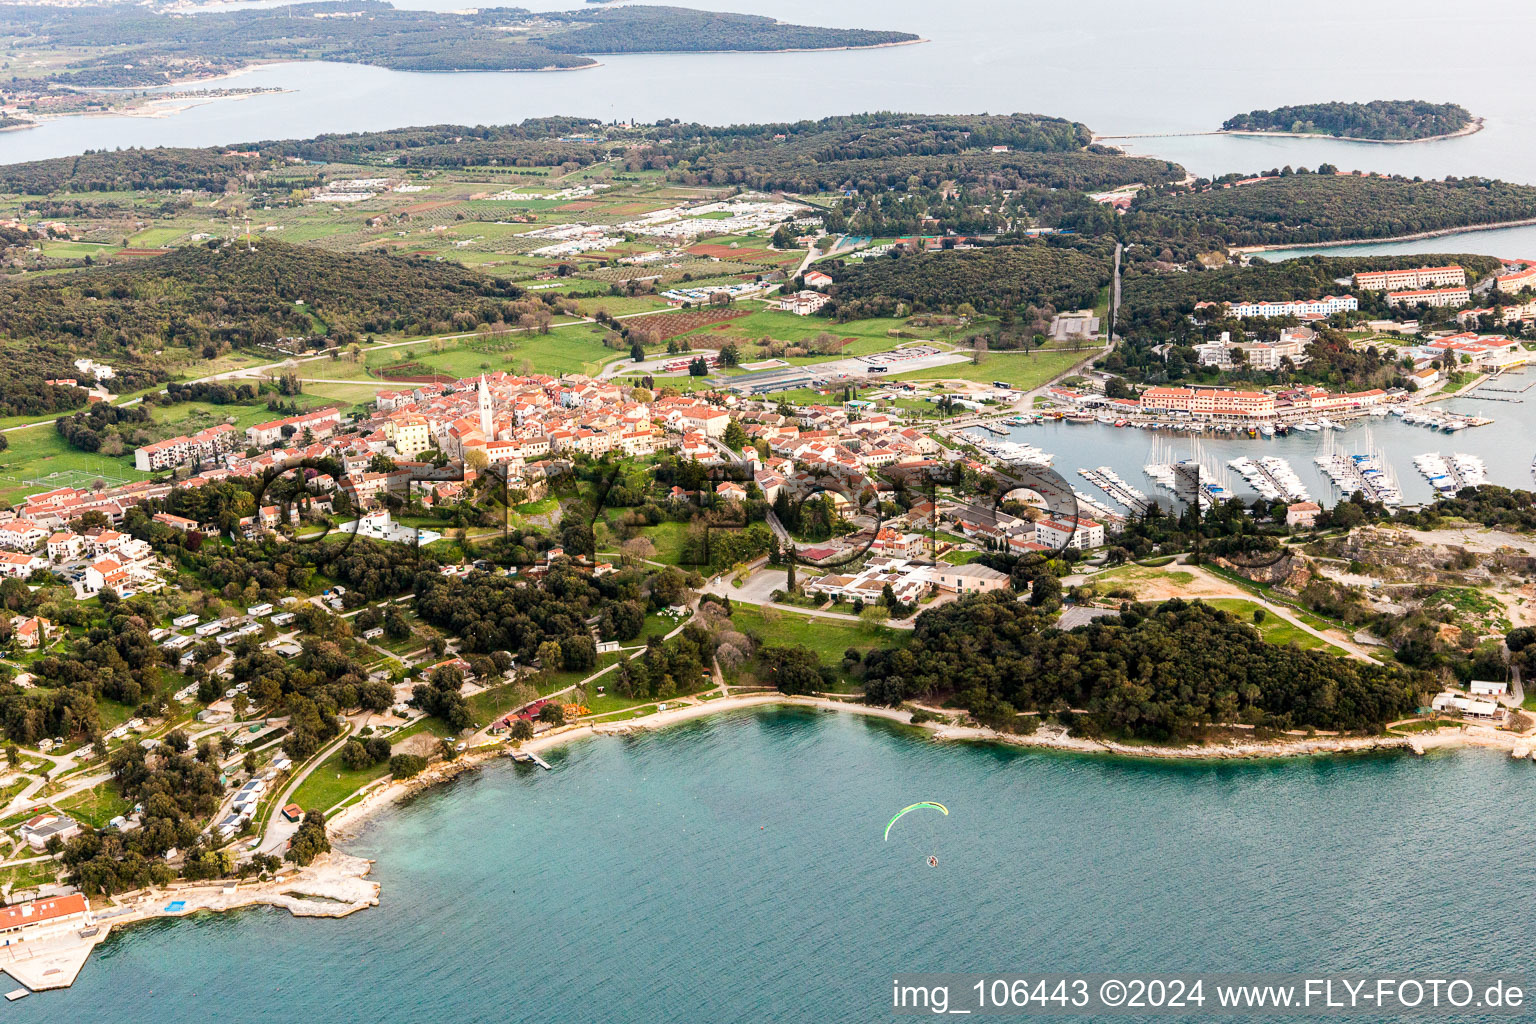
[
  {"xmin": 1200, "ymin": 598, "xmax": 1335, "ymax": 652},
  {"xmin": 55, "ymin": 781, "xmax": 132, "ymax": 828},
  {"xmin": 288, "ymin": 749, "xmax": 392, "ymax": 815},
  {"xmin": 0, "ymin": 427, "xmax": 148, "ymax": 504},
  {"xmin": 729, "ymin": 605, "xmax": 906, "ymax": 666},
  {"xmin": 890, "ymin": 349, "xmax": 1086, "ymax": 388},
  {"xmin": 366, "ymin": 327, "xmax": 620, "ymax": 378}
]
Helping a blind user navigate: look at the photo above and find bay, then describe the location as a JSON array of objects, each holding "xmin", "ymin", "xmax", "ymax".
[
  {"xmin": 8, "ymin": 0, "xmax": 1536, "ymax": 191},
  {"xmin": 8, "ymin": 707, "xmax": 1529, "ymax": 1023}
]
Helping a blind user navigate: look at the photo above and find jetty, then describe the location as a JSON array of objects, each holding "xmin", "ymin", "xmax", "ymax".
[
  {"xmin": 508, "ymin": 749, "xmax": 551, "ymax": 770},
  {"xmin": 1079, "ymin": 466, "xmax": 1150, "ymax": 515}
]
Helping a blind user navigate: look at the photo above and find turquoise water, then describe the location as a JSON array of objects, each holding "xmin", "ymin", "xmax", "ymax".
[{"xmin": 13, "ymin": 708, "xmax": 1532, "ymax": 1022}]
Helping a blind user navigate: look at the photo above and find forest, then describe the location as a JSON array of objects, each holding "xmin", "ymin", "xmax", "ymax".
[
  {"xmin": 0, "ymin": 239, "xmax": 529, "ymax": 361},
  {"xmin": 860, "ymin": 594, "xmax": 1422, "ymax": 740},
  {"xmin": 1116, "ymin": 253, "xmax": 1502, "ymax": 343},
  {"xmin": 1221, "ymin": 100, "xmax": 1474, "ymax": 141},
  {"xmin": 1126, "ymin": 171, "xmax": 1536, "ymax": 248},
  {"xmin": 0, "ymin": 1, "xmax": 916, "ymax": 88},
  {"xmin": 821, "ymin": 241, "xmax": 1112, "ymax": 320}
]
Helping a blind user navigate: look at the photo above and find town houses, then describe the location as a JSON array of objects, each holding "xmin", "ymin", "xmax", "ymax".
[
  {"xmin": 245, "ymin": 406, "xmax": 342, "ymax": 448},
  {"xmin": 1138, "ymin": 384, "xmax": 1388, "ymax": 423}
]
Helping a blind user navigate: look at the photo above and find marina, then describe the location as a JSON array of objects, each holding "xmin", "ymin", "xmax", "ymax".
[
  {"xmin": 1080, "ymin": 466, "xmax": 1151, "ymax": 515},
  {"xmin": 1412, "ymin": 452, "xmax": 1487, "ymax": 496},
  {"xmin": 1227, "ymin": 456, "xmax": 1311, "ymax": 503},
  {"xmin": 982, "ymin": 368, "xmax": 1536, "ymax": 511}
]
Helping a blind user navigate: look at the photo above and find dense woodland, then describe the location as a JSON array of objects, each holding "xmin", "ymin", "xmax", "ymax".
[
  {"xmin": 0, "ymin": 239, "xmax": 528, "ymax": 360},
  {"xmin": 860, "ymin": 595, "xmax": 1421, "ymax": 740},
  {"xmin": 1222, "ymin": 100, "xmax": 1474, "ymax": 141},
  {"xmin": 1126, "ymin": 172, "xmax": 1536, "ymax": 248},
  {"xmin": 0, "ymin": 2, "xmax": 915, "ymax": 87},
  {"xmin": 822, "ymin": 241, "xmax": 1112, "ymax": 320},
  {"xmin": 1116, "ymin": 253, "xmax": 1502, "ymax": 343}
]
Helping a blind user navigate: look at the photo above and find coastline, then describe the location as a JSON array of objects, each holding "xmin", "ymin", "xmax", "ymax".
[
  {"xmin": 1216, "ymin": 116, "xmax": 1485, "ymax": 145},
  {"xmin": 32, "ymin": 699, "xmax": 1514, "ymax": 994},
  {"xmin": 324, "ymin": 693, "xmax": 1494, "ymax": 843},
  {"xmin": 69, "ymin": 35, "xmax": 929, "ymax": 97},
  {"xmin": 1233, "ymin": 213, "xmax": 1536, "ymax": 254}
]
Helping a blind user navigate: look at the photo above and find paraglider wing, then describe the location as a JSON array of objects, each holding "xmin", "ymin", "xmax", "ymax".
[{"xmin": 883, "ymin": 802, "xmax": 949, "ymax": 841}]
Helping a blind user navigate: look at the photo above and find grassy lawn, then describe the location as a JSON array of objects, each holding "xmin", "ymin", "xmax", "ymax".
[
  {"xmin": 55, "ymin": 781, "xmax": 131, "ymax": 828},
  {"xmin": 729, "ymin": 605, "xmax": 905, "ymax": 666},
  {"xmin": 0, "ymin": 426, "xmax": 148, "ymax": 505},
  {"xmin": 890, "ymin": 349, "xmax": 1086, "ymax": 388},
  {"xmin": 366, "ymin": 326, "xmax": 620, "ymax": 379},
  {"xmin": 289, "ymin": 750, "xmax": 391, "ymax": 815},
  {"xmin": 1201, "ymin": 598, "xmax": 1333, "ymax": 652}
]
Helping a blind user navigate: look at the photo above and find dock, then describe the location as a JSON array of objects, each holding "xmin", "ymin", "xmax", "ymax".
[
  {"xmin": 508, "ymin": 749, "xmax": 551, "ymax": 770},
  {"xmin": 1079, "ymin": 467, "xmax": 1150, "ymax": 516}
]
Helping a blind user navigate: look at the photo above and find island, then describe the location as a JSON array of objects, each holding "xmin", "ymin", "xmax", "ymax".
[
  {"xmin": 1220, "ymin": 100, "xmax": 1480, "ymax": 143},
  {"xmin": 0, "ymin": 1, "xmax": 923, "ymax": 89}
]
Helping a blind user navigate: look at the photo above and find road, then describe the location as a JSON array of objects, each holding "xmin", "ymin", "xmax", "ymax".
[{"xmin": 257, "ymin": 721, "xmax": 358, "ymax": 855}]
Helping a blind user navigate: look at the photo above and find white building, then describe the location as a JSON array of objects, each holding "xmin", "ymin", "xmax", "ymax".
[
  {"xmin": 1354, "ymin": 265, "xmax": 1465, "ymax": 292},
  {"xmin": 1218, "ymin": 295, "xmax": 1357, "ymax": 319},
  {"xmin": 1387, "ymin": 287, "xmax": 1471, "ymax": 309},
  {"xmin": 0, "ymin": 893, "xmax": 94, "ymax": 945},
  {"xmin": 777, "ymin": 290, "xmax": 830, "ymax": 316},
  {"xmin": 1035, "ymin": 517, "xmax": 1105, "ymax": 551}
]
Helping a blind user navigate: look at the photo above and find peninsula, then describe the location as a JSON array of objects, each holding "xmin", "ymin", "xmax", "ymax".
[
  {"xmin": 0, "ymin": 1, "xmax": 922, "ymax": 89},
  {"xmin": 1220, "ymin": 100, "xmax": 1479, "ymax": 143}
]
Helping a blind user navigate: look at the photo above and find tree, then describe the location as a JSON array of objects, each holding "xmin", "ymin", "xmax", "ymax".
[
  {"xmin": 465, "ymin": 448, "xmax": 490, "ymax": 473},
  {"xmin": 722, "ymin": 418, "xmax": 748, "ymax": 451},
  {"xmin": 390, "ymin": 753, "xmax": 427, "ymax": 778},
  {"xmin": 286, "ymin": 811, "xmax": 330, "ymax": 866}
]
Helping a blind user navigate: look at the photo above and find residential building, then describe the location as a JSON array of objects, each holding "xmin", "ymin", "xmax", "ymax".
[
  {"xmin": 18, "ymin": 812, "xmax": 80, "ymax": 851},
  {"xmin": 1286, "ymin": 501, "xmax": 1322, "ymax": 527},
  {"xmin": 10, "ymin": 615, "xmax": 49, "ymax": 649},
  {"xmin": 777, "ymin": 290, "xmax": 830, "ymax": 316},
  {"xmin": 1353, "ymin": 265, "xmax": 1466, "ymax": 291},
  {"xmin": 929, "ymin": 562, "xmax": 1010, "ymax": 594},
  {"xmin": 0, "ymin": 552, "xmax": 43, "ymax": 579},
  {"xmin": 1199, "ymin": 295, "xmax": 1357, "ymax": 319},
  {"xmin": 245, "ymin": 407, "xmax": 342, "ymax": 448},
  {"xmin": 1035, "ymin": 517, "xmax": 1105, "ymax": 551},
  {"xmin": 1387, "ymin": 287, "xmax": 1471, "ymax": 309},
  {"xmin": 46, "ymin": 531, "xmax": 82, "ymax": 562},
  {"xmin": 134, "ymin": 423, "xmax": 239, "ymax": 472},
  {"xmin": 0, "ymin": 893, "xmax": 94, "ymax": 945},
  {"xmin": 0, "ymin": 519, "xmax": 46, "ymax": 551}
]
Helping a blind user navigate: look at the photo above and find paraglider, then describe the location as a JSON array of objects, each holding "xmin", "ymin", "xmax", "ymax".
[{"xmin": 883, "ymin": 802, "xmax": 949, "ymax": 841}]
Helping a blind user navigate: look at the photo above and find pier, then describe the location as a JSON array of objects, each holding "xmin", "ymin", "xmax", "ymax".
[
  {"xmin": 1079, "ymin": 466, "xmax": 1150, "ymax": 515},
  {"xmin": 509, "ymin": 749, "xmax": 551, "ymax": 770}
]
